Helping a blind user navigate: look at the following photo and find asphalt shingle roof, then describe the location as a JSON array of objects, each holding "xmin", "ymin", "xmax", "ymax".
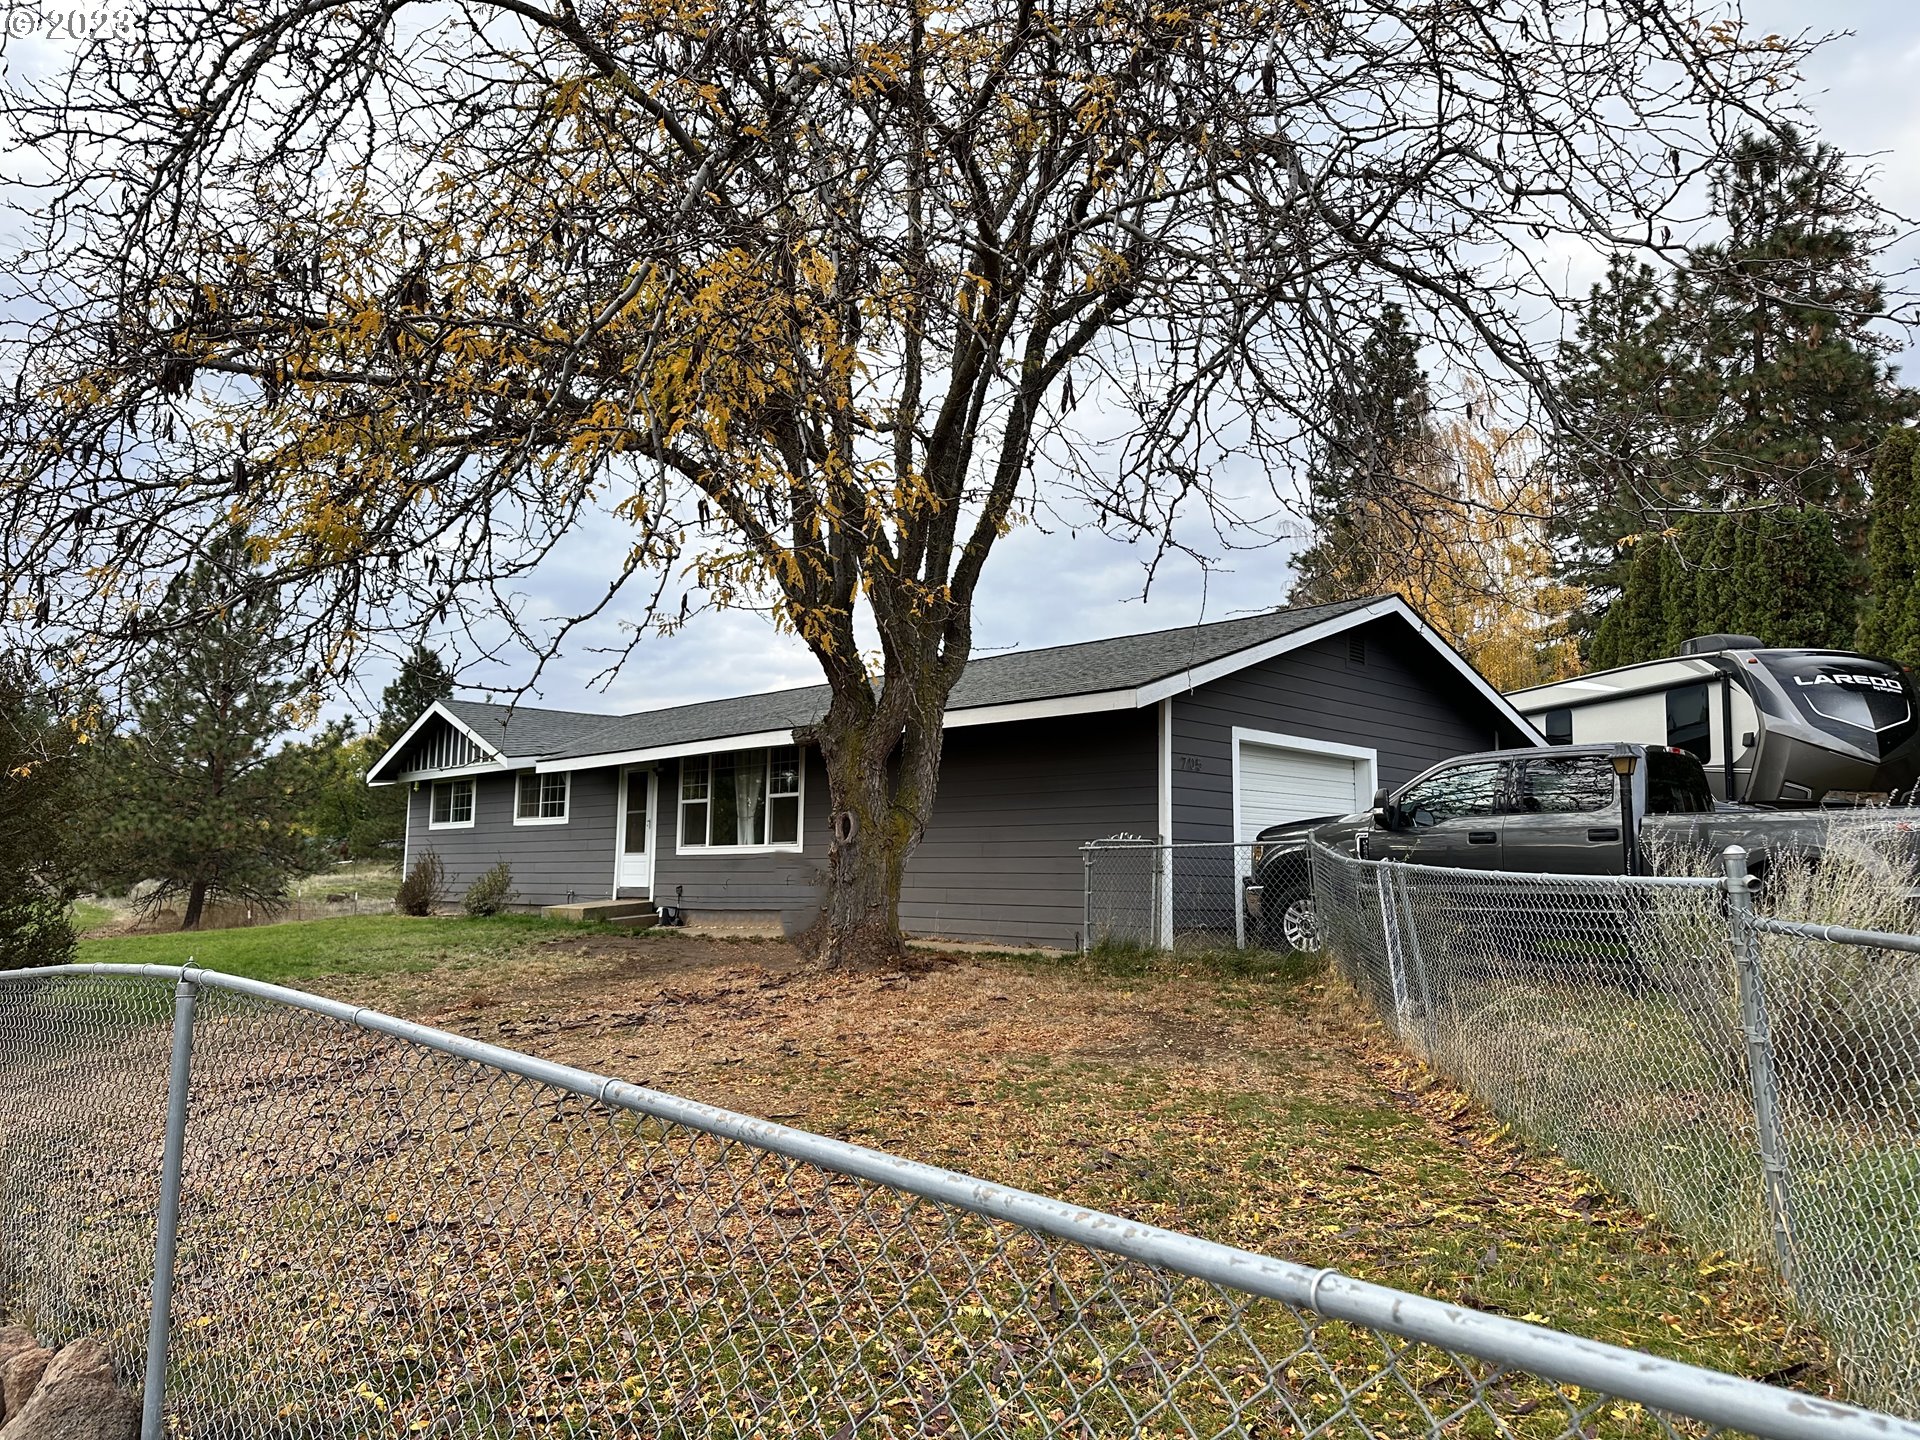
[{"xmin": 424, "ymin": 596, "xmax": 1382, "ymax": 768}]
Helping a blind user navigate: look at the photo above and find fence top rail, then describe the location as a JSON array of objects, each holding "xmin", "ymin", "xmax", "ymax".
[
  {"xmin": 1753, "ymin": 914, "xmax": 1920, "ymax": 955},
  {"xmin": 1304, "ymin": 838, "xmax": 1725, "ymax": 890},
  {"xmin": 1, "ymin": 960, "xmax": 1912, "ymax": 1440}
]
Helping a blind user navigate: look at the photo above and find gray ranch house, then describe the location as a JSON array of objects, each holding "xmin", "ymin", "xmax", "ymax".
[{"xmin": 368, "ymin": 595, "xmax": 1541, "ymax": 948}]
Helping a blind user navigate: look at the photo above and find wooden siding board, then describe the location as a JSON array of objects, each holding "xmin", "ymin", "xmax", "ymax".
[
  {"xmin": 1168, "ymin": 619, "xmax": 1519, "ymax": 843},
  {"xmin": 897, "ymin": 712, "xmax": 1156, "ymax": 949},
  {"xmin": 405, "ymin": 768, "xmax": 620, "ymax": 906}
]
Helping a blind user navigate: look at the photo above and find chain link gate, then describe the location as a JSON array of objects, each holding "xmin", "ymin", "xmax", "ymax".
[{"xmin": 1082, "ymin": 838, "xmax": 1265, "ymax": 952}]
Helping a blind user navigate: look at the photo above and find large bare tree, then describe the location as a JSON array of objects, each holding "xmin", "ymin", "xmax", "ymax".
[{"xmin": 1, "ymin": 0, "xmax": 1817, "ymax": 962}]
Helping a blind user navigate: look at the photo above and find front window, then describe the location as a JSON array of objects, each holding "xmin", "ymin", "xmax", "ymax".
[
  {"xmin": 429, "ymin": 778, "xmax": 475, "ymax": 828},
  {"xmin": 1516, "ymin": 756, "xmax": 1615, "ymax": 814},
  {"xmin": 1398, "ymin": 763, "xmax": 1502, "ymax": 827},
  {"xmin": 515, "ymin": 772, "xmax": 569, "ymax": 823},
  {"xmin": 680, "ymin": 745, "xmax": 802, "ymax": 848}
]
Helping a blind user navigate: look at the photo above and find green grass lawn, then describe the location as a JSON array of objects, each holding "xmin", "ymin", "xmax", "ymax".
[
  {"xmin": 75, "ymin": 911, "xmax": 594, "ymax": 985},
  {"xmin": 68, "ymin": 898, "xmax": 116, "ymax": 933},
  {"xmin": 288, "ymin": 861, "xmax": 403, "ymax": 902}
]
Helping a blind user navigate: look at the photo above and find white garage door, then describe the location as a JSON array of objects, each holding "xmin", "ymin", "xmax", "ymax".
[{"xmin": 1236, "ymin": 742, "xmax": 1365, "ymax": 843}]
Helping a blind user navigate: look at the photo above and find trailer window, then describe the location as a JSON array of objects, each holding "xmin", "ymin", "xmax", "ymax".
[
  {"xmin": 1665, "ymin": 683, "xmax": 1711, "ymax": 763},
  {"xmin": 1541, "ymin": 708, "xmax": 1573, "ymax": 746},
  {"xmin": 1646, "ymin": 750, "xmax": 1713, "ymax": 814}
]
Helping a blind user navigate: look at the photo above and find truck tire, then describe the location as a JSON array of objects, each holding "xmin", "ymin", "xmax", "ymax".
[{"xmin": 1262, "ymin": 888, "xmax": 1322, "ymax": 954}]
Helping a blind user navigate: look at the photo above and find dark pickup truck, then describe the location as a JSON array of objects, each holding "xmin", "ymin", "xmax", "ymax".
[{"xmin": 1243, "ymin": 743, "xmax": 1856, "ymax": 952}]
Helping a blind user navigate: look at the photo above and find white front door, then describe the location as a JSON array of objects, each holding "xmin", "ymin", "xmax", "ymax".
[{"xmin": 616, "ymin": 768, "xmax": 654, "ymax": 894}]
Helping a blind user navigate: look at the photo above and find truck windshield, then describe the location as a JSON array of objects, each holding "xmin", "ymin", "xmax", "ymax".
[
  {"xmin": 1646, "ymin": 749, "xmax": 1713, "ymax": 814},
  {"xmin": 1760, "ymin": 655, "xmax": 1918, "ymax": 757}
]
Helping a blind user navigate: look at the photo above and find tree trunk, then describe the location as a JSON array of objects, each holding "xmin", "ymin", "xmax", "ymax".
[
  {"xmin": 181, "ymin": 879, "xmax": 209, "ymax": 930},
  {"xmin": 806, "ymin": 682, "xmax": 947, "ymax": 970}
]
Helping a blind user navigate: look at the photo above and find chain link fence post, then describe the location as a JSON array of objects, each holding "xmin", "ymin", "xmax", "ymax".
[
  {"xmin": 1391, "ymin": 865, "xmax": 1436, "ymax": 1056},
  {"xmin": 1722, "ymin": 845, "xmax": 1796, "ymax": 1289},
  {"xmin": 1375, "ymin": 863, "xmax": 1413, "ymax": 1037},
  {"xmin": 141, "ymin": 972, "xmax": 200, "ymax": 1440},
  {"xmin": 1081, "ymin": 845, "xmax": 1092, "ymax": 954},
  {"xmin": 1153, "ymin": 843, "xmax": 1168, "ymax": 950}
]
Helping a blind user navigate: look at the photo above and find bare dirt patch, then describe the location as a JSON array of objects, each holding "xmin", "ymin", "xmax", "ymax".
[{"xmin": 293, "ymin": 930, "xmax": 1836, "ymax": 1392}]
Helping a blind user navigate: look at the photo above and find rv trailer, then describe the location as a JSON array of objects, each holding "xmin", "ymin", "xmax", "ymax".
[{"xmin": 1507, "ymin": 634, "xmax": 1920, "ymax": 807}]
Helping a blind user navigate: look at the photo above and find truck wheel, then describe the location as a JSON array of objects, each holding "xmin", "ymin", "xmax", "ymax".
[{"xmin": 1263, "ymin": 890, "xmax": 1322, "ymax": 954}]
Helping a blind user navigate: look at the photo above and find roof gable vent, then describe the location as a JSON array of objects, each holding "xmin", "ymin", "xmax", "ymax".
[{"xmin": 1347, "ymin": 633, "xmax": 1367, "ymax": 665}]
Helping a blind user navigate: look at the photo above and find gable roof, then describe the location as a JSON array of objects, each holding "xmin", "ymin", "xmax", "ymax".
[{"xmin": 368, "ymin": 595, "xmax": 1540, "ymax": 783}]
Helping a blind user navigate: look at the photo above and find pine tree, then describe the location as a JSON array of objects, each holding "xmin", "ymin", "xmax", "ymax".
[
  {"xmin": 1688, "ymin": 127, "xmax": 1915, "ymax": 515},
  {"xmin": 1660, "ymin": 521, "xmax": 1704, "ymax": 655},
  {"xmin": 1859, "ymin": 427, "xmax": 1919, "ymax": 662},
  {"xmin": 375, "ymin": 645, "xmax": 455, "ymax": 752},
  {"xmin": 1558, "ymin": 129, "xmax": 1911, "ymax": 661},
  {"xmin": 99, "ymin": 529, "xmax": 321, "ymax": 928},
  {"xmin": 1548, "ymin": 257, "xmax": 1698, "ymax": 621},
  {"xmin": 0, "ymin": 660, "xmax": 91, "ymax": 966},
  {"xmin": 1692, "ymin": 511, "xmax": 1741, "ymax": 639},
  {"xmin": 1289, "ymin": 303, "xmax": 1445, "ymax": 604}
]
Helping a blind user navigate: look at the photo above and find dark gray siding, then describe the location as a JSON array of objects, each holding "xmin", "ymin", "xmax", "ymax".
[
  {"xmin": 579, "ymin": 715, "xmax": 1157, "ymax": 947},
  {"xmin": 405, "ymin": 768, "xmax": 620, "ymax": 907},
  {"xmin": 898, "ymin": 712, "xmax": 1157, "ymax": 949},
  {"xmin": 649, "ymin": 750, "xmax": 831, "ymax": 932},
  {"xmin": 1168, "ymin": 617, "xmax": 1526, "ymax": 841}
]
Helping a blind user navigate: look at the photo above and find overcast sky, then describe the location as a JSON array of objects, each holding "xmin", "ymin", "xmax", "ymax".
[{"xmin": 15, "ymin": 3, "xmax": 1911, "ymax": 723}]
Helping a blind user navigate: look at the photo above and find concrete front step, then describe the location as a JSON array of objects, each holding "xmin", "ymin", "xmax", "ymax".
[{"xmin": 541, "ymin": 899, "xmax": 659, "ymax": 924}]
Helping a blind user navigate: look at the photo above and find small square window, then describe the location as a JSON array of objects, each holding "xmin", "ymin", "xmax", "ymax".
[{"xmin": 430, "ymin": 779, "xmax": 474, "ymax": 828}]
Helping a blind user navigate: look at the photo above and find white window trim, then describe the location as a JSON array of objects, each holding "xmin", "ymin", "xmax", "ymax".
[
  {"xmin": 512, "ymin": 770, "xmax": 572, "ymax": 826},
  {"xmin": 674, "ymin": 745, "xmax": 806, "ymax": 856},
  {"xmin": 427, "ymin": 777, "xmax": 477, "ymax": 830},
  {"xmin": 1228, "ymin": 726, "xmax": 1379, "ymax": 861}
]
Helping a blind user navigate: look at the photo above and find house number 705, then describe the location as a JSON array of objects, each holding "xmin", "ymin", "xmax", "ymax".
[{"xmin": 1176, "ymin": 755, "xmax": 1204, "ymax": 772}]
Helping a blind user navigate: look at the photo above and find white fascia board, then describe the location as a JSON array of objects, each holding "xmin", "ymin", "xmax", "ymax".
[
  {"xmin": 534, "ymin": 728, "xmax": 802, "ymax": 773},
  {"xmin": 375, "ymin": 756, "xmax": 535, "ymax": 787},
  {"xmin": 1381, "ymin": 599, "xmax": 1548, "ymax": 745},
  {"xmin": 941, "ymin": 689, "xmax": 1138, "ymax": 728},
  {"xmin": 533, "ymin": 694, "xmax": 1141, "ymax": 771},
  {"xmin": 1133, "ymin": 600, "xmax": 1400, "ymax": 705},
  {"xmin": 1134, "ymin": 596, "xmax": 1547, "ymax": 747},
  {"xmin": 365, "ymin": 700, "xmax": 507, "ymax": 783}
]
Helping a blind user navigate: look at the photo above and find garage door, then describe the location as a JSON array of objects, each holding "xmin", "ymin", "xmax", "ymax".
[{"xmin": 1236, "ymin": 742, "xmax": 1365, "ymax": 843}]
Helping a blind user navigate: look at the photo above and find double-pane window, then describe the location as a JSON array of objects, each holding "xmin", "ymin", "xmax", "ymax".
[
  {"xmin": 429, "ymin": 778, "xmax": 475, "ymax": 827},
  {"xmin": 515, "ymin": 772, "xmax": 569, "ymax": 822},
  {"xmin": 681, "ymin": 745, "xmax": 802, "ymax": 848}
]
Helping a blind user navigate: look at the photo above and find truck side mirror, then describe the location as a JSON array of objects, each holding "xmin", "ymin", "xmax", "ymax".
[{"xmin": 1371, "ymin": 785, "xmax": 1397, "ymax": 830}]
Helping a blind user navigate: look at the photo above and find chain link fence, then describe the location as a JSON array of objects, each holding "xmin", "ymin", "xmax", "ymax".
[
  {"xmin": 1082, "ymin": 837, "xmax": 1263, "ymax": 951},
  {"xmin": 4, "ymin": 963, "xmax": 1915, "ymax": 1438},
  {"xmin": 1309, "ymin": 838, "xmax": 1920, "ymax": 1418}
]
